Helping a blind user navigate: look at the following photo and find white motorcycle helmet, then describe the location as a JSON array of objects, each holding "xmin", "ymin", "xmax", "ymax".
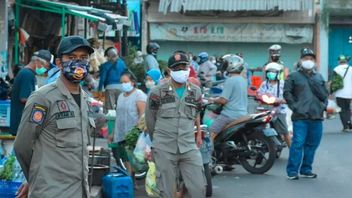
[
  {"xmin": 222, "ymin": 54, "xmax": 244, "ymax": 74},
  {"xmin": 268, "ymin": 44, "xmax": 281, "ymax": 54},
  {"xmin": 265, "ymin": 62, "xmax": 283, "ymax": 80}
]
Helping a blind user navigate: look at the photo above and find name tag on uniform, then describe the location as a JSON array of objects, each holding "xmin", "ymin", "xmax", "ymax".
[{"xmin": 55, "ymin": 111, "xmax": 75, "ymax": 120}]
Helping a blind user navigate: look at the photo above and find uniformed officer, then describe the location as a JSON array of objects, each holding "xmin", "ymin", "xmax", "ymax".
[
  {"xmin": 14, "ymin": 36, "xmax": 95, "ymax": 198},
  {"xmin": 145, "ymin": 52, "xmax": 205, "ymax": 198}
]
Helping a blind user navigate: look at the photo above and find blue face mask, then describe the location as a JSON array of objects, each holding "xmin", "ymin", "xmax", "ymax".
[
  {"xmin": 266, "ymin": 71, "xmax": 278, "ymax": 81},
  {"xmin": 121, "ymin": 82, "xmax": 134, "ymax": 93}
]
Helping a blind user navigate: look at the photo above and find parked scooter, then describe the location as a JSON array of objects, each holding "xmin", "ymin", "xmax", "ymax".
[{"xmin": 202, "ymin": 98, "xmax": 280, "ymax": 175}]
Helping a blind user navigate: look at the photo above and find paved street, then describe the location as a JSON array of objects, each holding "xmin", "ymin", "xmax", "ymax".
[{"xmin": 134, "ymin": 117, "xmax": 352, "ymax": 198}]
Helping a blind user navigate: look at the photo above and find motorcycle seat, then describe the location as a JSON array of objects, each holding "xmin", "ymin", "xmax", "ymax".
[{"xmin": 221, "ymin": 115, "xmax": 252, "ymax": 132}]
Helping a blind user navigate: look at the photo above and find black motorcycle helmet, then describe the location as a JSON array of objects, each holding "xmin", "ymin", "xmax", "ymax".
[
  {"xmin": 300, "ymin": 48, "xmax": 316, "ymax": 59},
  {"xmin": 146, "ymin": 42, "xmax": 160, "ymax": 56},
  {"xmin": 168, "ymin": 52, "xmax": 189, "ymax": 69}
]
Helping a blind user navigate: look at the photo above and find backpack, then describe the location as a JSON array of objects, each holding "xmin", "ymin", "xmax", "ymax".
[{"xmin": 330, "ymin": 66, "xmax": 350, "ymax": 93}]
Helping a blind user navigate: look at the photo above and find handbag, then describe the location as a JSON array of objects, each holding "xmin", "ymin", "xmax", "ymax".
[{"xmin": 330, "ymin": 66, "xmax": 350, "ymax": 93}]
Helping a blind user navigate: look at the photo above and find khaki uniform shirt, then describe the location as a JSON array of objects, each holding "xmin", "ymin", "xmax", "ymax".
[
  {"xmin": 145, "ymin": 80, "xmax": 202, "ymax": 154},
  {"xmin": 14, "ymin": 77, "xmax": 95, "ymax": 198}
]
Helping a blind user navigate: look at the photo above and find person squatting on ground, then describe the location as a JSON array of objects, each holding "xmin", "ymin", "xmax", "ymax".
[
  {"xmin": 284, "ymin": 48, "xmax": 329, "ymax": 180},
  {"xmin": 145, "ymin": 52, "xmax": 205, "ymax": 198},
  {"xmin": 14, "ymin": 36, "xmax": 96, "ymax": 197},
  {"xmin": 258, "ymin": 62, "xmax": 291, "ymax": 147}
]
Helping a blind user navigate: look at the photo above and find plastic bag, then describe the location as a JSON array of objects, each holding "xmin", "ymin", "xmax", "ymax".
[
  {"xmin": 133, "ymin": 132, "xmax": 152, "ymax": 163},
  {"xmin": 145, "ymin": 161, "xmax": 160, "ymax": 197},
  {"xmin": 327, "ymin": 99, "xmax": 341, "ymax": 114},
  {"xmin": 126, "ymin": 149, "xmax": 148, "ymax": 173}
]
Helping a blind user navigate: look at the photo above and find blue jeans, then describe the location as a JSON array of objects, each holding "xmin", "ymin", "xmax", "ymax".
[{"xmin": 286, "ymin": 120, "xmax": 323, "ymax": 176}]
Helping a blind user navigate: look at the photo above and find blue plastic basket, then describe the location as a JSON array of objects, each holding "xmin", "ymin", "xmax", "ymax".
[
  {"xmin": 0, "ymin": 180, "xmax": 22, "ymax": 198},
  {"xmin": 0, "ymin": 100, "xmax": 10, "ymax": 127}
]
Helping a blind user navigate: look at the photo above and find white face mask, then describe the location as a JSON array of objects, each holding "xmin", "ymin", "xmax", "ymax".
[
  {"xmin": 145, "ymin": 80, "xmax": 155, "ymax": 89},
  {"xmin": 301, "ymin": 60, "xmax": 315, "ymax": 70},
  {"xmin": 170, "ymin": 69, "xmax": 190, "ymax": 84},
  {"xmin": 121, "ymin": 82, "xmax": 134, "ymax": 93}
]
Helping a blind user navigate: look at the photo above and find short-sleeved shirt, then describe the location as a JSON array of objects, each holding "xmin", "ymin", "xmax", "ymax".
[
  {"xmin": 220, "ymin": 75, "xmax": 248, "ymax": 119},
  {"xmin": 114, "ymin": 89, "xmax": 147, "ymax": 143},
  {"xmin": 10, "ymin": 68, "xmax": 36, "ymax": 135}
]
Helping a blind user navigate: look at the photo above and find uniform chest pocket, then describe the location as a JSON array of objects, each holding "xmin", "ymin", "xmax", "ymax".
[
  {"xmin": 55, "ymin": 119, "xmax": 81, "ymax": 148},
  {"xmin": 159, "ymin": 103, "xmax": 177, "ymax": 118},
  {"xmin": 185, "ymin": 103, "xmax": 198, "ymax": 119}
]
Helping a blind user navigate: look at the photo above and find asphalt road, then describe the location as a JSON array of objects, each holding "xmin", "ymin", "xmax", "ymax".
[
  {"xmin": 206, "ymin": 117, "xmax": 352, "ymax": 198},
  {"xmin": 133, "ymin": 117, "xmax": 352, "ymax": 198}
]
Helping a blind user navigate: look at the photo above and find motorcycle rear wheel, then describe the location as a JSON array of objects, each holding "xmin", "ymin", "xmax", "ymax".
[{"xmin": 239, "ymin": 131, "xmax": 276, "ymax": 174}]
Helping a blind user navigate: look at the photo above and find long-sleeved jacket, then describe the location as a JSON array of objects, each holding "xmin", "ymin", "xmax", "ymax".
[
  {"xmin": 98, "ymin": 59, "xmax": 127, "ymax": 91},
  {"xmin": 14, "ymin": 77, "xmax": 95, "ymax": 198},
  {"xmin": 283, "ymin": 70, "xmax": 328, "ymax": 121},
  {"xmin": 145, "ymin": 81, "xmax": 202, "ymax": 154},
  {"xmin": 198, "ymin": 61, "xmax": 217, "ymax": 82}
]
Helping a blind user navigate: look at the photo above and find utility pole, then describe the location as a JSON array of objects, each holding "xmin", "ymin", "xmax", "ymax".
[{"xmin": 122, "ymin": 0, "xmax": 128, "ymax": 57}]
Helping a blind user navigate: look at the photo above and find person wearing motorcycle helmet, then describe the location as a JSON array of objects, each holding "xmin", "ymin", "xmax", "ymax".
[
  {"xmin": 284, "ymin": 47, "xmax": 328, "ymax": 180},
  {"xmin": 263, "ymin": 44, "xmax": 289, "ymax": 80},
  {"xmin": 144, "ymin": 42, "xmax": 161, "ymax": 72},
  {"xmin": 145, "ymin": 52, "xmax": 205, "ymax": 198},
  {"xmin": 198, "ymin": 52, "xmax": 217, "ymax": 87},
  {"xmin": 269, "ymin": 44, "xmax": 282, "ymax": 63},
  {"xmin": 209, "ymin": 54, "xmax": 248, "ymax": 139},
  {"xmin": 258, "ymin": 62, "xmax": 291, "ymax": 147}
]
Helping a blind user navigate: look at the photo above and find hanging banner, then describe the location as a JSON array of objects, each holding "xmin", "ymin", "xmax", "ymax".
[{"xmin": 150, "ymin": 23, "xmax": 313, "ymax": 44}]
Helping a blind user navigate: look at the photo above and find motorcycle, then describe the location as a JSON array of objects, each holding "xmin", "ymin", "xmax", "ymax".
[
  {"xmin": 255, "ymin": 94, "xmax": 287, "ymax": 158},
  {"xmin": 202, "ymin": 98, "xmax": 280, "ymax": 175}
]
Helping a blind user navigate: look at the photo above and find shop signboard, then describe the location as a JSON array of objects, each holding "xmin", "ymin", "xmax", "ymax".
[{"xmin": 150, "ymin": 23, "xmax": 313, "ymax": 44}]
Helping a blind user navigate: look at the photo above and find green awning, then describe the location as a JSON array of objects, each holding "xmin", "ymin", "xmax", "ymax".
[
  {"xmin": 18, "ymin": 0, "xmax": 111, "ymax": 23},
  {"xmin": 14, "ymin": 0, "xmax": 124, "ymax": 64}
]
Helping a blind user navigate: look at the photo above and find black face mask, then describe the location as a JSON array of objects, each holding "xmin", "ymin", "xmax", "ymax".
[
  {"xmin": 61, "ymin": 60, "xmax": 90, "ymax": 83},
  {"xmin": 271, "ymin": 56, "xmax": 280, "ymax": 62}
]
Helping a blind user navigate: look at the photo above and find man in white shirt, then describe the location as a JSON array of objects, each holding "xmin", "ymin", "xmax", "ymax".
[{"xmin": 334, "ymin": 55, "xmax": 352, "ymax": 132}]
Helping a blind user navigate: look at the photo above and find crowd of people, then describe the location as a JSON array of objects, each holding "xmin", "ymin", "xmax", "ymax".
[{"xmin": 3, "ymin": 34, "xmax": 351, "ymax": 197}]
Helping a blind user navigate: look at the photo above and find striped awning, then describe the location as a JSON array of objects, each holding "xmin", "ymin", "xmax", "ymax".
[{"xmin": 159, "ymin": 0, "xmax": 313, "ymax": 14}]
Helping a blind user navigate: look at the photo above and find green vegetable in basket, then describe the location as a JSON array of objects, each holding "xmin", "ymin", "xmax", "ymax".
[
  {"xmin": 0, "ymin": 156, "xmax": 15, "ymax": 181},
  {"xmin": 124, "ymin": 127, "xmax": 141, "ymax": 150}
]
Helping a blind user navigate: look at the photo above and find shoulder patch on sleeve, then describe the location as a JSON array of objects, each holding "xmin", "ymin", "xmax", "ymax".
[{"xmin": 29, "ymin": 104, "xmax": 48, "ymax": 125}]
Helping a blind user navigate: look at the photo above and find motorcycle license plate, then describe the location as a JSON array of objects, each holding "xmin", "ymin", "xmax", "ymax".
[{"xmin": 263, "ymin": 128, "xmax": 278, "ymax": 137}]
